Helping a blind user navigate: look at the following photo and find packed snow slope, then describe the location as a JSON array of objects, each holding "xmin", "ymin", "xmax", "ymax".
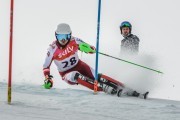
[{"xmin": 1, "ymin": 82, "xmax": 180, "ymax": 120}]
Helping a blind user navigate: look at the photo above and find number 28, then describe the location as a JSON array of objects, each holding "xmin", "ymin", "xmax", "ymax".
[{"xmin": 62, "ymin": 57, "xmax": 77, "ymax": 68}]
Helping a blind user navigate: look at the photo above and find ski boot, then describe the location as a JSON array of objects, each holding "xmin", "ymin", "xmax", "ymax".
[
  {"xmin": 98, "ymin": 74, "xmax": 124, "ymax": 96},
  {"xmin": 74, "ymin": 73, "xmax": 103, "ymax": 91},
  {"xmin": 132, "ymin": 91, "xmax": 149, "ymax": 99},
  {"xmin": 74, "ymin": 73, "xmax": 125, "ymax": 96},
  {"xmin": 143, "ymin": 92, "xmax": 149, "ymax": 99}
]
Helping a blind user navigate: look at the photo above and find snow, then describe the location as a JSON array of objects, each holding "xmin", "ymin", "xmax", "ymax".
[
  {"xmin": 1, "ymin": 0, "xmax": 180, "ymax": 100},
  {"xmin": 1, "ymin": 82, "xmax": 180, "ymax": 120},
  {"xmin": 0, "ymin": 0, "xmax": 180, "ymax": 119}
]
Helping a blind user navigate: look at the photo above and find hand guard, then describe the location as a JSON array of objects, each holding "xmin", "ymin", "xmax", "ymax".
[
  {"xmin": 88, "ymin": 46, "xmax": 96, "ymax": 54},
  {"xmin": 43, "ymin": 75, "xmax": 53, "ymax": 89},
  {"xmin": 79, "ymin": 43, "xmax": 96, "ymax": 54}
]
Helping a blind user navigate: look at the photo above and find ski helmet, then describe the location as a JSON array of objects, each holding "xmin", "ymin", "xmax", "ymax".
[
  {"xmin": 55, "ymin": 23, "xmax": 72, "ymax": 41},
  {"xmin": 120, "ymin": 21, "xmax": 132, "ymax": 34}
]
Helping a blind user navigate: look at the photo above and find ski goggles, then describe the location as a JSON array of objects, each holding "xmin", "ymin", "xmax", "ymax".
[
  {"xmin": 56, "ymin": 34, "xmax": 71, "ymax": 41},
  {"xmin": 120, "ymin": 22, "xmax": 131, "ymax": 28}
]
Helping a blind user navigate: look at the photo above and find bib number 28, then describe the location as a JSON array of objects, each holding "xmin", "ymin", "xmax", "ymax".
[{"xmin": 62, "ymin": 57, "xmax": 77, "ymax": 68}]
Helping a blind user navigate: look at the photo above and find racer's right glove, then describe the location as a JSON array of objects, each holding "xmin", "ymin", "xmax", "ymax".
[{"xmin": 43, "ymin": 75, "xmax": 53, "ymax": 89}]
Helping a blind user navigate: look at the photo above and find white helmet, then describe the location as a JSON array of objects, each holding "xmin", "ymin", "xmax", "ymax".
[{"xmin": 55, "ymin": 23, "xmax": 72, "ymax": 34}]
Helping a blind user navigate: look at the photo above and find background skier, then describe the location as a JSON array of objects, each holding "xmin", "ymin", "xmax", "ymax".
[{"xmin": 120, "ymin": 21, "xmax": 140, "ymax": 55}]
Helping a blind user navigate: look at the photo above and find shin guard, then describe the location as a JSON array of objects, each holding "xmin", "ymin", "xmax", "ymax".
[{"xmin": 74, "ymin": 73, "xmax": 103, "ymax": 91}]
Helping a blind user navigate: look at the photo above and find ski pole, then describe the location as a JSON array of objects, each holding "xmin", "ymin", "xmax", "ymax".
[
  {"xmin": 98, "ymin": 52, "xmax": 163, "ymax": 74},
  {"xmin": 79, "ymin": 43, "xmax": 163, "ymax": 74}
]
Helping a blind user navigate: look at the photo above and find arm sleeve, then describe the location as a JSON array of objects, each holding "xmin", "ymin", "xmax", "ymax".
[
  {"xmin": 133, "ymin": 36, "xmax": 140, "ymax": 52},
  {"xmin": 43, "ymin": 45, "xmax": 55, "ymax": 76},
  {"xmin": 74, "ymin": 37, "xmax": 85, "ymax": 45},
  {"xmin": 120, "ymin": 39, "xmax": 126, "ymax": 52}
]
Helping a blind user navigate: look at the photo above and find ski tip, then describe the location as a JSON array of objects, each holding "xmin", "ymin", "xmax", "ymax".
[{"xmin": 144, "ymin": 92, "xmax": 149, "ymax": 99}]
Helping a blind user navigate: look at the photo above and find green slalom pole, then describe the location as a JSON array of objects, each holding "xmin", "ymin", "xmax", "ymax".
[
  {"xmin": 98, "ymin": 52, "xmax": 163, "ymax": 74},
  {"xmin": 79, "ymin": 43, "xmax": 163, "ymax": 74}
]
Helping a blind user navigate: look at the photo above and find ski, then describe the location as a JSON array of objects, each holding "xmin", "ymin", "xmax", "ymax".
[{"xmin": 74, "ymin": 73, "xmax": 149, "ymax": 99}]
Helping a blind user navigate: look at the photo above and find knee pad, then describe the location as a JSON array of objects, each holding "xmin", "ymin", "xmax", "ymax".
[
  {"xmin": 62, "ymin": 71, "xmax": 79, "ymax": 85},
  {"xmin": 98, "ymin": 73, "xmax": 124, "ymax": 89}
]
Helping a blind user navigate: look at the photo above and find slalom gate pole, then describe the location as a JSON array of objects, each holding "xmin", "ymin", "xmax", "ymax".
[
  {"xmin": 94, "ymin": 0, "xmax": 102, "ymax": 94},
  {"xmin": 8, "ymin": 0, "xmax": 14, "ymax": 104}
]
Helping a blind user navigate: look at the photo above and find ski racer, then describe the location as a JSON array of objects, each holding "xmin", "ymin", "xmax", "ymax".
[{"xmin": 43, "ymin": 23, "xmax": 148, "ymax": 99}]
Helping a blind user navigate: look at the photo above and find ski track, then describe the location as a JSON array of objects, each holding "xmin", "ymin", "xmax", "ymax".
[{"xmin": 1, "ymin": 82, "xmax": 180, "ymax": 120}]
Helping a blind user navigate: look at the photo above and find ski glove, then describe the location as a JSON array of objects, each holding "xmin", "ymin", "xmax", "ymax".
[
  {"xmin": 79, "ymin": 43, "xmax": 96, "ymax": 54},
  {"xmin": 43, "ymin": 75, "xmax": 53, "ymax": 89}
]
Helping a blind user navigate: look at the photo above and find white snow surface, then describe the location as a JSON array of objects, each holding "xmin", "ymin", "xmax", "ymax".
[
  {"xmin": 1, "ymin": 1, "xmax": 180, "ymax": 119},
  {"xmin": 1, "ymin": 82, "xmax": 180, "ymax": 120}
]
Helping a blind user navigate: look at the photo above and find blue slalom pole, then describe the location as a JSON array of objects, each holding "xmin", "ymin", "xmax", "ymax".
[{"xmin": 94, "ymin": 0, "xmax": 101, "ymax": 93}]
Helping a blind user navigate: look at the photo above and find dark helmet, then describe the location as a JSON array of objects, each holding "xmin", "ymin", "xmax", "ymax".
[{"xmin": 120, "ymin": 21, "xmax": 132, "ymax": 34}]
